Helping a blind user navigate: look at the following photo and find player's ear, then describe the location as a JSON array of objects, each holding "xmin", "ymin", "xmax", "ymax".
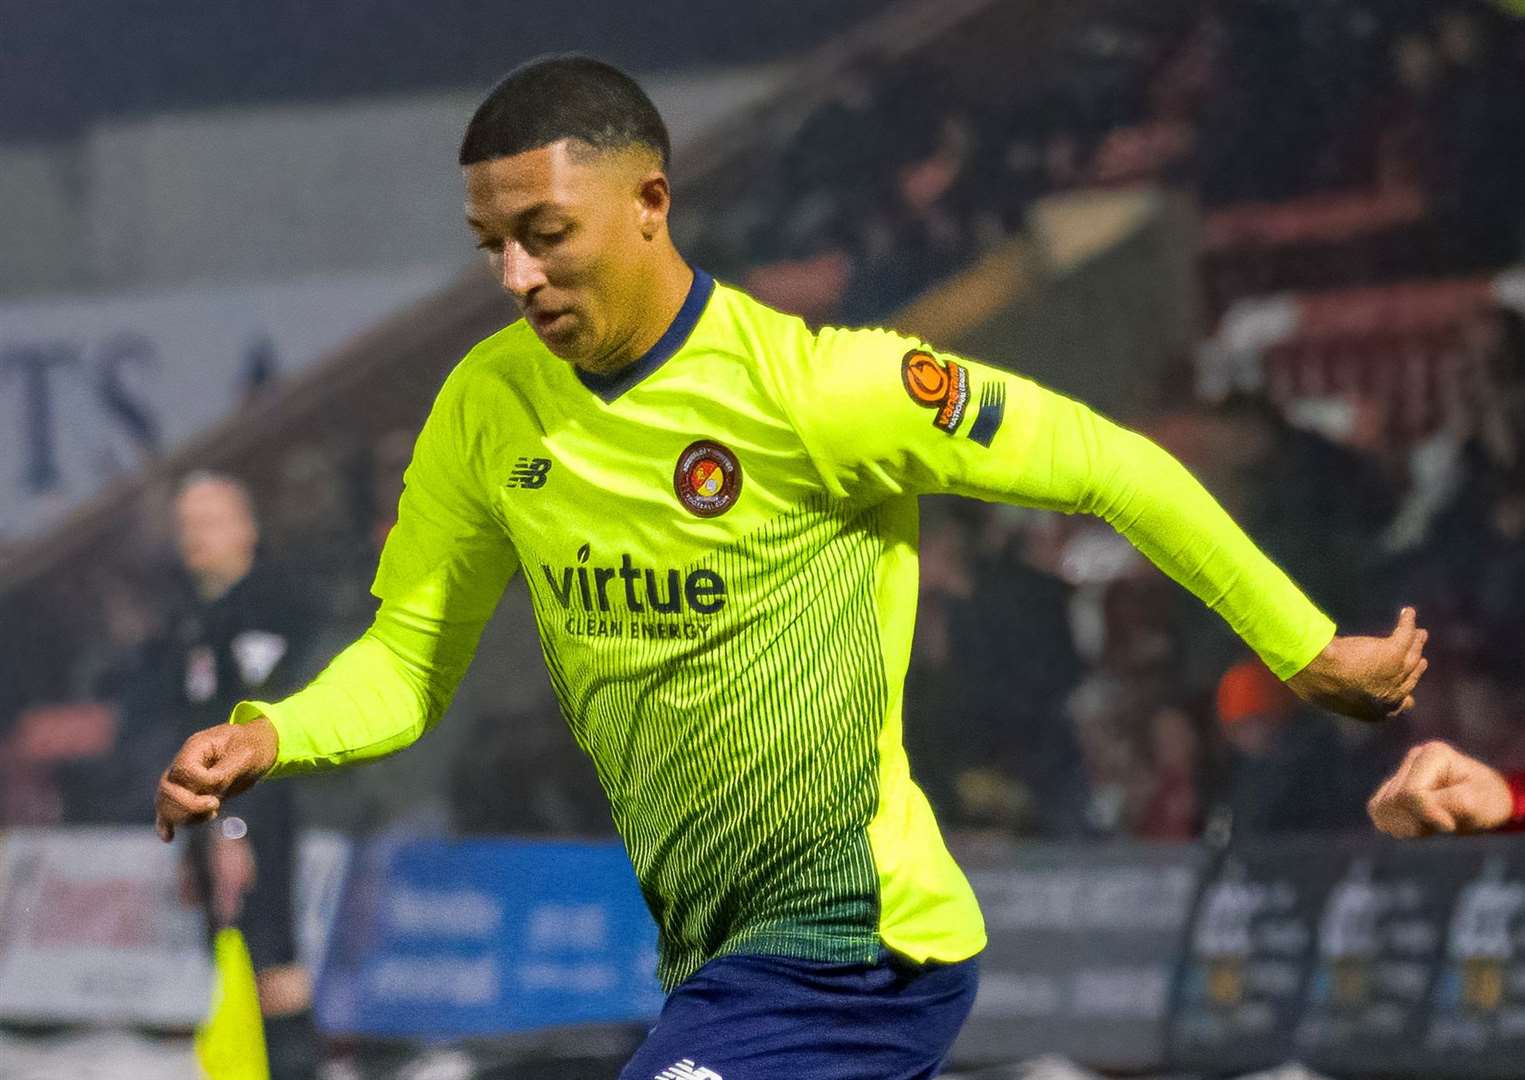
[{"xmin": 635, "ymin": 169, "xmax": 671, "ymax": 240}]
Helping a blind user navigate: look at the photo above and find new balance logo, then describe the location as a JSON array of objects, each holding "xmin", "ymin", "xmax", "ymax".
[
  {"xmin": 505, "ymin": 456, "xmax": 552, "ymax": 489},
  {"xmin": 654, "ymin": 1060, "xmax": 722, "ymax": 1080}
]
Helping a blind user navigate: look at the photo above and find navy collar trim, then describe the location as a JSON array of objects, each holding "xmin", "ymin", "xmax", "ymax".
[{"xmin": 575, "ymin": 268, "xmax": 715, "ymax": 402}]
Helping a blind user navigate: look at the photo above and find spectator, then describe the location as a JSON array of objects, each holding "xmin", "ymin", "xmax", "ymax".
[
  {"xmin": 265, "ymin": 442, "xmax": 371, "ymax": 625},
  {"xmin": 1211, "ymin": 393, "xmax": 1397, "ymax": 627},
  {"xmin": 1396, "ymin": 310, "xmax": 1525, "ymax": 682},
  {"xmin": 48, "ymin": 563, "xmax": 181, "ymax": 824},
  {"xmin": 1429, "ymin": 5, "xmax": 1525, "ymax": 269},
  {"xmin": 1137, "ymin": 704, "xmax": 1203, "ymax": 840},
  {"xmin": 1207, "ymin": 659, "xmax": 1370, "ymax": 838},
  {"xmin": 1467, "ymin": 306, "xmax": 1525, "ymax": 476},
  {"xmin": 0, "ymin": 564, "xmax": 177, "ymax": 826},
  {"xmin": 904, "ymin": 502, "xmax": 1092, "ymax": 838},
  {"xmin": 1068, "ymin": 574, "xmax": 1189, "ymax": 837},
  {"xmin": 1386, "ymin": 307, "xmax": 1525, "ymax": 556},
  {"xmin": 964, "ymin": 505, "xmax": 1092, "ymax": 838},
  {"xmin": 1375, "ymin": 31, "xmax": 1443, "ymax": 192}
]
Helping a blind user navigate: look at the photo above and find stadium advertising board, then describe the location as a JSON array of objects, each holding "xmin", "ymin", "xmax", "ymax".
[
  {"xmin": 0, "ymin": 266, "xmax": 454, "ymax": 544},
  {"xmin": 1167, "ymin": 834, "xmax": 1525, "ymax": 1079},
  {"xmin": 295, "ymin": 829, "xmax": 354, "ymax": 977},
  {"xmin": 315, "ymin": 837, "xmax": 664, "ymax": 1037},
  {"xmin": 1350, "ymin": 835, "xmax": 1525, "ymax": 1080},
  {"xmin": 954, "ymin": 842, "xmax": 1204, "ymax": 1071},
  {"xmin": 0, "ymin": 827, "xmax": 212, "ymax": 1026},
  {"xmin": 1290, "ymin": 840, "xmax": 1478, "ymax": 1077},
  {"xmin": 1167, "ymin": 835, "xmax": 1353, "ymax": 1074}
]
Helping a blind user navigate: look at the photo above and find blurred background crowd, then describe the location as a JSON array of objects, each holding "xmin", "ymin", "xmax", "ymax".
[{"xmin": 4, "ymin": 0, "xmax": 1525, "ymax": 860}]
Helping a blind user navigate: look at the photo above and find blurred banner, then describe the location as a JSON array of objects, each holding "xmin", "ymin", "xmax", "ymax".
[
  {"xmin": 0, "ymin": 827, "xmax": 212, "ymax": 1026},
  {"xmin": 314, "ymin": 837, "xmax": 664, "ymax": 1038},
  {"xmin": 12, "ymin": 826, "xmax": 1525, "ymax": 1078},
  {"xmin": 295, "ymin": 829, "xmax": 353, "ymax": 979},
  {"xmin": 0, "ymin": 266, "xmax": 454, "ymax": 544},
  {"xmin": 955, "ymin": 842, "xmax": 1204, "ymax": 1071},
  {"xmin": 0, "ymin": 827, "xmax": 351, "ymax": 1029},
  {"xmin": 1169, "ymin": 835, "xmax": 1358, "ymax": 1074},
  {"xmin": 1168, "ymin": 834, "xmax": 1525, "ymax": 1080}
]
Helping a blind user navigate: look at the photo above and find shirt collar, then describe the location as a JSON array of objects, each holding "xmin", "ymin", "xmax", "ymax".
[{"xmin": 574, "ymin": 267, "xmax": 715, "ymax": 402}]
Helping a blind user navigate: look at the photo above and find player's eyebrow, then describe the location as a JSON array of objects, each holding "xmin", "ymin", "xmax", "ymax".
[{"xmin": 465, "ymin": 202, "xmax": 565, "ymax": 231}]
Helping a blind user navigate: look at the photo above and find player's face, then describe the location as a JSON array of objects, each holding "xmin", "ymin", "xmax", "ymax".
[{"xmin": 464, "ymin": 140, "xmax": 669, "ymax": 371}]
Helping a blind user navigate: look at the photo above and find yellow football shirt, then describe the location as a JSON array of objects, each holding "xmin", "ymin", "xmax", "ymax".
[{"xmin": 233, "ymin": 268, "xmax": 1334, "ymax": 989}]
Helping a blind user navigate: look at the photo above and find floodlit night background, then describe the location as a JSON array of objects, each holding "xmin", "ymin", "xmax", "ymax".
[{"xmin": 2, "ymin": 1, "xmax": 1525, "ymax": 1077}]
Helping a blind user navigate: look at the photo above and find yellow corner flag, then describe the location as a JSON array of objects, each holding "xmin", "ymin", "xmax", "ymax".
[{"xmin": 195, "ymin": 927, "xmax": 270, "ymax": 1080}]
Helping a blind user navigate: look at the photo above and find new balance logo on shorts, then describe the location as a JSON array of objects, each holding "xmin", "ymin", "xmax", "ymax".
[{"xmin": 654, "ymin": 1060, "xmax": 722, "ymax": 1080}]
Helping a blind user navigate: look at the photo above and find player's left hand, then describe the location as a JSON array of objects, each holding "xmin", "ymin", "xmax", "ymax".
[{"xmin": 1284, "ymin": 606, "xmax": 1428, "ymax": 722}]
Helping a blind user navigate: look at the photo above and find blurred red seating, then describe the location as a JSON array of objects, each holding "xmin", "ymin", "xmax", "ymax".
[
  {"xmin": 12, "ymin": 702, "xmax": 118, "ymax": 762},
  {"xmin": 1263, "ymin": 331, "xmax": 1464, "ymax": 446},
  {"xmin": 1203, "ymin": 187, "xmax": 1425, "ymax": 252},
  {"xmin": 742, "ymin": 250, "xmax": 851, "ymax": 325},
  {"xmin": 1084, "ymin": 121, "xmax": 1196, "ymax": 187},
  {"xmin": 1257, "ymin": 277, "xmax": 1499, "ymax": 446},
  {"xmin": 1201, "ymin": 187, "xmax": 1430, "ymax": 319}
]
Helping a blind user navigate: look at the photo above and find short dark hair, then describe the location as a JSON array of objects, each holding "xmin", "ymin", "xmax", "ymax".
[{"xmin": 459, "ymin": 55, "xmax": 670, "ymax": 170}]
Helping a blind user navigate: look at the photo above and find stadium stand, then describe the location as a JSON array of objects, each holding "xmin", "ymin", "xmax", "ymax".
[{"xmin": 7, "ymin": 0, "xmax": 1525, "ymax": 854}]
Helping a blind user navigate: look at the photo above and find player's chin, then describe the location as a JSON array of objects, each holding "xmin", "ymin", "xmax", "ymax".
[{"xmin": 534, "ymin": 322, "xmax": 590, "ymax": 361}]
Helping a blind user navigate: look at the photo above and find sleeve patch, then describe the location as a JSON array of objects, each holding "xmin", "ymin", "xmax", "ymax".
[{"xmin": 900, "ymin": 349, "xmax": 970, "ymax": 434}]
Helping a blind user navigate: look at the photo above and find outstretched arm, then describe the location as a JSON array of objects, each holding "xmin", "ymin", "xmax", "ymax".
[
  {"xmin": 155, "ymin": 362, "xmax": 518, "ymax": 840},
  {"xmin": 1006, "ymin": 392, "xmax": 1427, "ymax": 721},
  {"xmin": 789, "ymin": 326, "xmax": 1427, "ymax": 720},
  {"xmin": 1367, "ymin": 740, "xmax": 1523, "ymax": 837},
  {"xmin": 153, "ymin": 599, "xmax": 498, "ymax": 840}
]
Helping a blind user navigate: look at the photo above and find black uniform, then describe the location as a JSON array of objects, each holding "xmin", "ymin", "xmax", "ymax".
[{"xmin": 167, "ymin": 560, "xmax": 313, "ymax": 972}]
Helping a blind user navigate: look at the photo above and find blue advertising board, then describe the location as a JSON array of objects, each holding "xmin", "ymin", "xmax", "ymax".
[{"xmin": 315, "ymin": 837, "xmax": 664, "ymax": 1037}]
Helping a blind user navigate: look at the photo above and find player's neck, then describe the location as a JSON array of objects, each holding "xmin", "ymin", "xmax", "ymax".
[{"xmin": 587, "ymin": 254, "xmax": 694, "ymax": 376}]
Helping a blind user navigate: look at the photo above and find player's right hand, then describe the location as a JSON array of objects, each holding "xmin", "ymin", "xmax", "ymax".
[
  {"xmin": 154, "ymin": 716, "xmax": 278, "ymax": 842},
  {"xmin": 1367, "ymin": 740, "xmax": 1516, "ymax": 837}
]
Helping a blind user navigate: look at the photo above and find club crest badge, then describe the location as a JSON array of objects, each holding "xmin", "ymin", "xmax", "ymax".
[{"xmin": 674, "ymin": 440, "xmax": 742, "ymax": 517}]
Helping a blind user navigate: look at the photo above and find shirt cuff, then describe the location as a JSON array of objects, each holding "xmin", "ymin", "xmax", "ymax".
[
  {"xmin": 1498, "ymin": 771, "xmax": 1525, "ymax": 832},
  {"xmin": 1270, "ymin": 620, "xmax": 1336, "ymax": 682},
  {"xmin": 229, "ymin": 699, "xmax": 291, "ymax": 776}
]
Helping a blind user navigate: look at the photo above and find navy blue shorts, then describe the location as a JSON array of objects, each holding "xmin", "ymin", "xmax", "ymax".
[{"xmin": 617, "ymin": 950, "xmax": 980, "ymax": 1080}]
